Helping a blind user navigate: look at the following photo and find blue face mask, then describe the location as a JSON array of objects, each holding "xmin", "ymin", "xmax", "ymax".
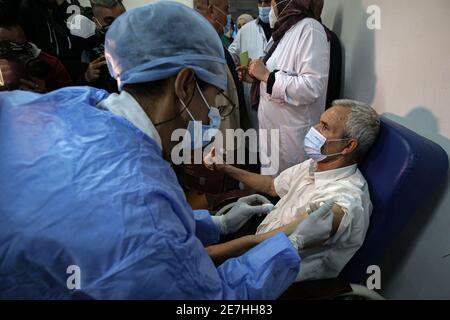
[
  {"xmin": 259, "ymin": 7, "xmax": 271, "ymax": 24},
  {"xmin": 304, "ymin": 127, "xmax": 350, "ymax": 162},
  {"xmin": 224, "ymin": 14, "xmax": 232, "ymax": 34},
  {"xmin": 180, "ymin": 83, "xmax": 222, "ymax": 150}
]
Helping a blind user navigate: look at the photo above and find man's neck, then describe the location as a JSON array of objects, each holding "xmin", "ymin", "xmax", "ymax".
[
  {"xmin": 125, "ymin": 90, "xmax": 182, "ymax": 161},
  {"xmin": 316, "ymin": 157, "xmax": 357, "ymax": 172}
]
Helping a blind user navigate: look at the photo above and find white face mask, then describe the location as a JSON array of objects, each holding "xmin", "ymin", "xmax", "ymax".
[
  {"xmin": 304, "ymin": 127, "xmax": 350, "ymax": 162},
  {"xmin": 269, "ymin": 0, "xmax": 293, "ymax": 28},
  {"xmin": 269, "ymin": 6, "xmax": 277, "ymax": 28},
  {"xmin": 67, "ymin": 14, "xmax": 96, "ymax": 39}
]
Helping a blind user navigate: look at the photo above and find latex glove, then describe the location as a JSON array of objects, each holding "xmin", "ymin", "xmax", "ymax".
[
  {"xmin": 211, "ymin": 201, "xmax": 274, "ymax": 235},
  {"xmin": 236, "ymin": 194, "xmax": 273, "ymax": 207},
  {"xmin": 288, "ymin": 200, "xmax": 334, "ymax": 251}
]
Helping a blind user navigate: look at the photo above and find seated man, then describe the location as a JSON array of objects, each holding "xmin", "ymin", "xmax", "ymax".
[{"xmin": 206, "ymin": 100, "xmax": 381, "ymax": 281}]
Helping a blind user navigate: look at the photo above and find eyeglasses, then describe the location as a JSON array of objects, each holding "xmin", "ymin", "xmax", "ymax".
[{"xmin": 215, "ymin": 90, "xmax": 237, "ymax": 119}]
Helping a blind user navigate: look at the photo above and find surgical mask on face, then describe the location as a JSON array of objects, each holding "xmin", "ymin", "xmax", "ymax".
[
  {"xmin": 304, "ymin": 127, "xmax": 350, "ymax": 162},
  {"xmin": 224, "ymin": 14, "xmax": 232, "ymax": 34},
  {"xmin": 259, "ymin": 7, "xmax": 270, "ymax": 24},
  {"xmin": 269, "ymin": 0, "xmax": 293, "ymax": 28},
  {"xmin": 67, "ymin": 14, "xmax": 96, "ymax": 39},
  {"xmin": 269, "ymin": 7, "xmax": 277, "ymax": 28},
  {"xmin": 179, "ymin": 83, "xmax": 222, "ymax": 150}
]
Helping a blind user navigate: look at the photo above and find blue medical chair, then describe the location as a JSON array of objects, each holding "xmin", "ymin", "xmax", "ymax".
[{"xmin": 339, "ymin": 116, "xmax": 449, "ymax": 283}]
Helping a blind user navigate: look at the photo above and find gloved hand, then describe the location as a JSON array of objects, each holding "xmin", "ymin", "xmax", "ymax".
[
  {"xmin": 236, "ymin": 194, "xmax": 273, "ymax": 207},
  {"xmin": 211, "ymin": 196, "xmax": 275, "ymax": 235},
  {"xmin": 288, "ymin": 200, "xmax": 334, "ymax": 251}
]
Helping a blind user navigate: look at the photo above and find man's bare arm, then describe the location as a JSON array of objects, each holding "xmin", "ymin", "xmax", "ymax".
[
  {"xmin": 206, "ymin": 209, "xmax": 312, "ymax": 266},
  {"xmin": 205, "ymin": 205, "xmax": 346, "ymax": 265},
  {"xmin": 204, "ymin": 148, "xmax": 277, "ymax": 197},
  {"xmin": 206, "ymin": 226, "xmax": 295, "ymax": 266},
  {"xmin": 221, "ymin": 164, "xmax": 278, "ymax": 198}
]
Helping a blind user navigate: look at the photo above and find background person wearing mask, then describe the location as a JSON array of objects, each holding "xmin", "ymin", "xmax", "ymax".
[
  {"xmin": 229, "ymin": 0, "xmax": 273, "ymax": 130},
  {"xmin": 240, "ymin": 0, "xmax": 330, "ymax": 176},
  {"xmin": 194, "ymin": 0, "xmax": 252, "ymax": 183},
  {"xmin": 0, "ymin": 2, "xmax": 300, "ymax": 299},
  {"xmin": 78, "ymin": 0, "xmax": 126, "ymax": 93}
]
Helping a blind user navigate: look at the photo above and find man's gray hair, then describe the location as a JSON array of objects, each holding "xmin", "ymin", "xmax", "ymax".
[{"xmin": 332, "ymin": 99, "xmax": 381, "ymax": 160}]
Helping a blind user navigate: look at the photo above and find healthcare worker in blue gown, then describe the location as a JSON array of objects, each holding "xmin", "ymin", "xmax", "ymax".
[{"xmin": 0, "ymin": 2, "xmax": 301, "ymax": 299}]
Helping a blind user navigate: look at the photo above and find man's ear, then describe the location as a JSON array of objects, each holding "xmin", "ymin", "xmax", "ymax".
[
  {"xmin": 343, "ymin": 138, "xmax": 359, "ymax": 155},
  {"xmin": 174, "ymin": 68, "xmax": 196, "ymax": 104}
]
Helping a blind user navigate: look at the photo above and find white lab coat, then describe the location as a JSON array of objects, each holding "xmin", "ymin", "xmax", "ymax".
[
  {"xmin": 228, "ymin": 20, "xmax": 269, "ymax": 130},
  {"xmin": 259, "ymin": 18, "xmax": 330, "ymax": 176}
]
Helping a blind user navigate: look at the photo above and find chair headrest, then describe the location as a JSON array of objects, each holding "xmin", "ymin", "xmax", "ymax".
[{"xmin": 340, "ymin": 116, "xmax": 449, "ymax": 283}]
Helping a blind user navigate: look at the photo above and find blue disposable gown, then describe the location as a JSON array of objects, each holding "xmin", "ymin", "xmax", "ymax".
[{"xmin": 0, "ymin": 87, "xmax": 300, "ymax": 300}]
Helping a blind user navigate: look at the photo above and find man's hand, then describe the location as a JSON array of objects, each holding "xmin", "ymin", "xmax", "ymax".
[
  {"xmin": 204, "ymin": 147, "xmax": 227, "ymax": 172},
  {"xmin": 236, "ymin": 64, "xmax": 256, "ymax": 83},
  {"xmin": 19, "ymin": 77, "xmax": 47, "ymax": 93},
  {"xmin": 84, "ymin": 55, "xmax": 107, "ymax": 83},
  {"xmin": 0, "ymin": 59, "xmax": 13, "ymax": 88},
  {"xmin": 248, "ymin": 59, "xmax": 270, "ymax": 83}
]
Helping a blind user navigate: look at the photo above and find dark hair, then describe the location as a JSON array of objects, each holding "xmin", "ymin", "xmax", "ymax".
[
  {"xmin": 0, "ymin": 0, "xmax": 20, "ymax": 27},
  {"xmin": 90, "ymin": 0, "xmax": 123, "ymax": 11}
]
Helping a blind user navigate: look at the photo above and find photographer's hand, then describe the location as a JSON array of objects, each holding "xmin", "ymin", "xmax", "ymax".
[
  {"xmin": 0, "ymin": 59, "xmax": 14, "ymax": 88},
  {"xmin": 19, "ymin": 78, "xmax": 47, "ymax": 93},
  {"xmin": 85, "ymin": 55, "xmax": 107, "ymax": 83}
]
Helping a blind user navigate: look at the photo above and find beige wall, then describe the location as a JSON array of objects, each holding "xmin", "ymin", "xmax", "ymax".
[{"xmin": 322, "ymin": 0, "xmax": 450, "ymax": 299}]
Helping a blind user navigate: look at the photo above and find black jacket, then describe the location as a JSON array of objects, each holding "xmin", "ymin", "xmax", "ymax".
[{"xmin": 18, "ymin": 0, "xmax": 88, "ymax": 80}]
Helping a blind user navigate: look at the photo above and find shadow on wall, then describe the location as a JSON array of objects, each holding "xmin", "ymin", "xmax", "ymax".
[
  {"xmin": 380, "ymin": 108, "xmax": 450, "ymax": 292},
  {"xmin": 323, "ymin": 0, "xmax": 377, "ymax": 105}
]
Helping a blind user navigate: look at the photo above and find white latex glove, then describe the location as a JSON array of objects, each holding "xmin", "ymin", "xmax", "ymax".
[
  {"xmin": 236, "ymin": 194, "xmax": 273, "ymax": 207},
  {"xmin": 288, "ymin": 200, "xmax": 334, "ymax": 251},
  {"xmin": 211, "ymin": 200, "xmax": 274, "ymax": 235}
]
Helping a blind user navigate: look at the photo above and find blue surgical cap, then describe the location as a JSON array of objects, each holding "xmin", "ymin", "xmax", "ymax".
[{"xmin": 105, "ymin": 1, "xmax": 227, "ymax": 91}]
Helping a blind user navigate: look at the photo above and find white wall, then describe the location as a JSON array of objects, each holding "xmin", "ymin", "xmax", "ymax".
[
  {"xmin": 123, "ymin": 0, "xmax": 193, "ymax": 9},
  {"xmin": 322, "ymin": 0, "xmax": 450, "ymax": 299}
]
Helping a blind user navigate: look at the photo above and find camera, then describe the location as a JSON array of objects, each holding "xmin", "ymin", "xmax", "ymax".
[
  {"xmin": 89, "ymin": 42, "xmax": 117, "ymax": 92},
  {"xmin": 0, "ymin": 41, "xmax": 50, "ymax": 87}
]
